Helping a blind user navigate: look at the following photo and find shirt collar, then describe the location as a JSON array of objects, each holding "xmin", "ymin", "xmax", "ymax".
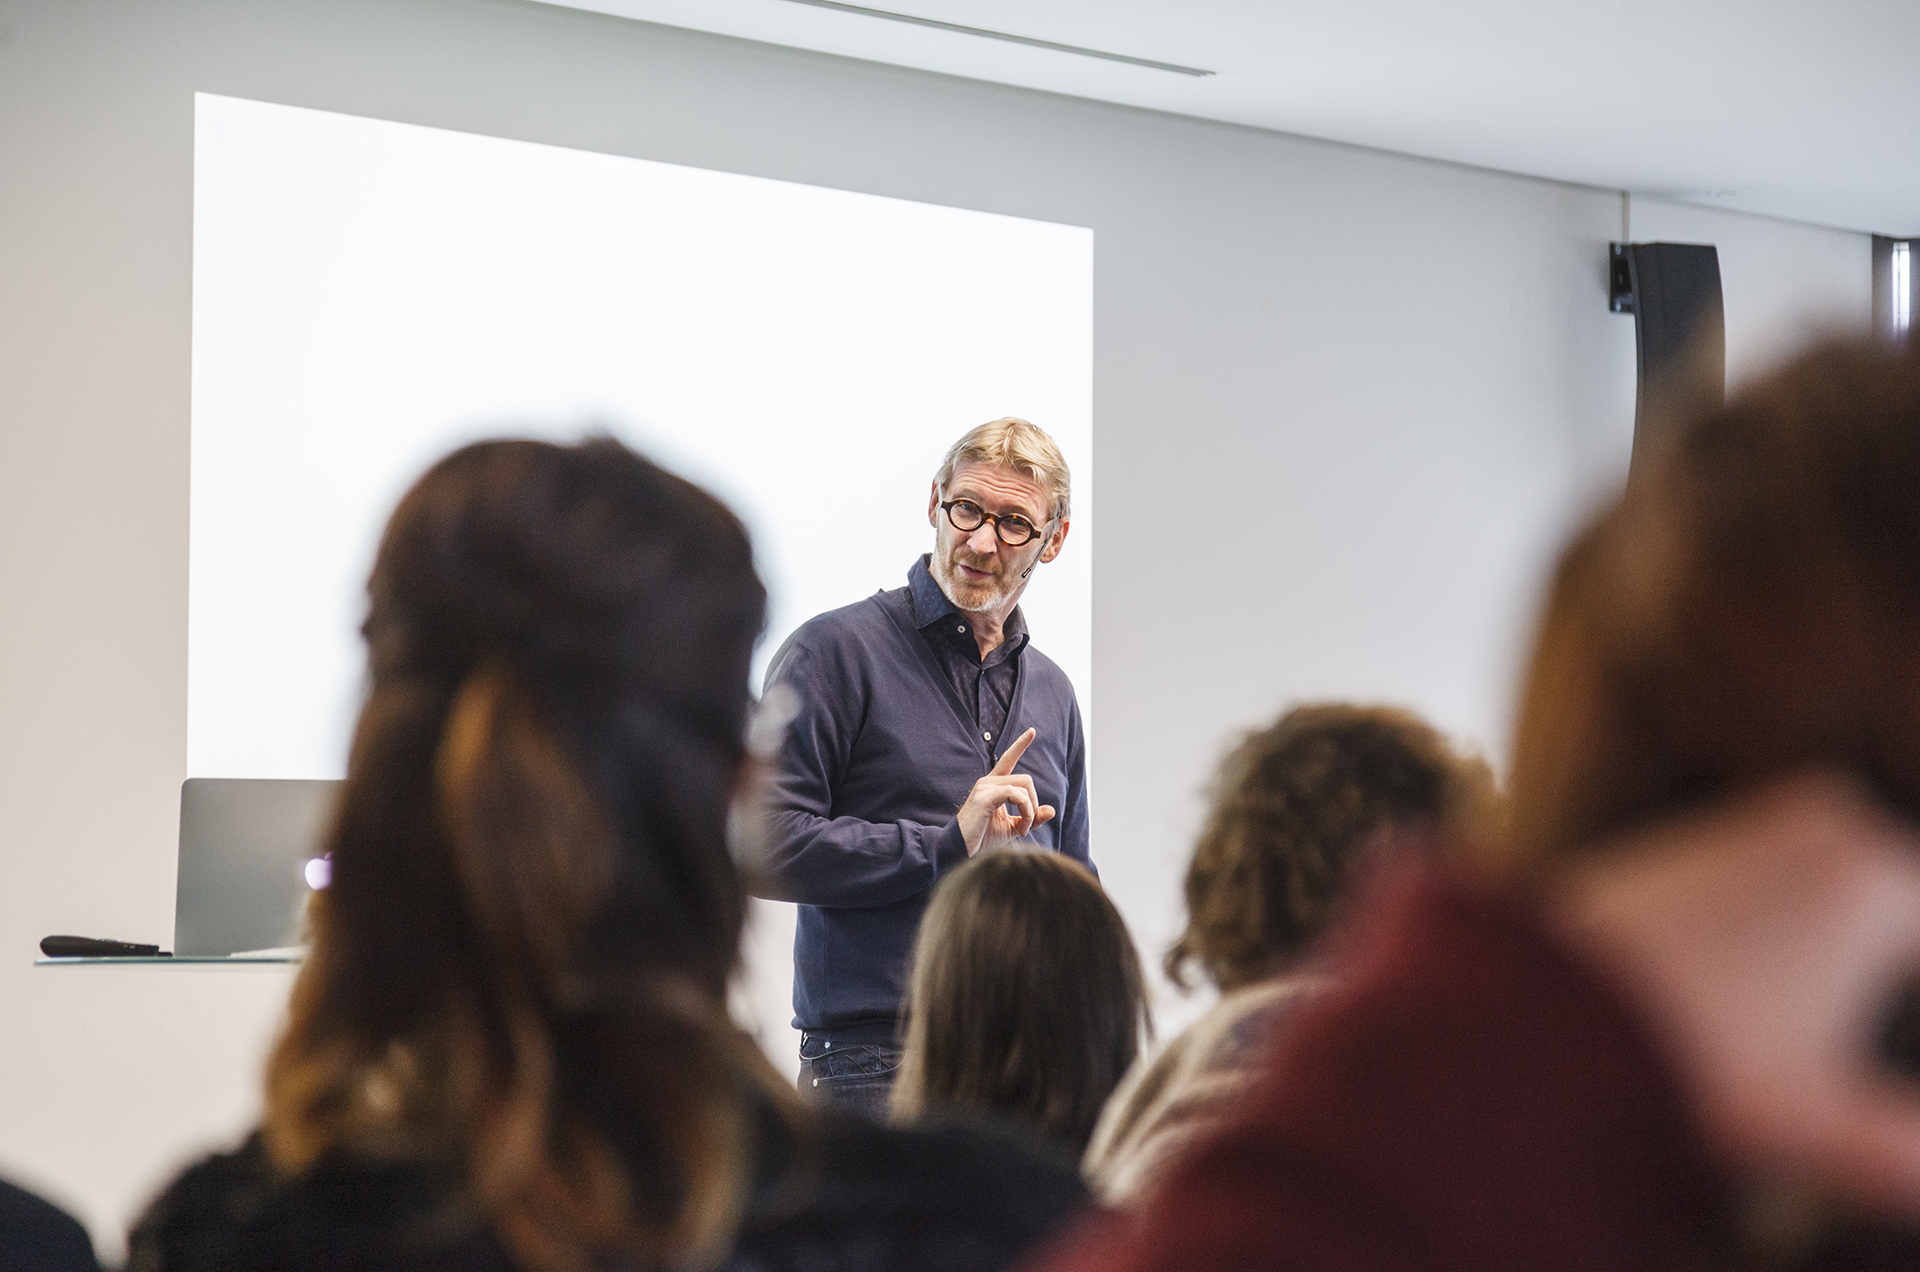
[{"xmin": 908, "ymin": 555, "xmax": 1030, "ymax": 646}]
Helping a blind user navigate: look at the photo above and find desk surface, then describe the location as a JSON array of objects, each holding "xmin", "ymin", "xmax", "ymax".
[{"xmin": 35, "ymin": 954, "xmax": 301, "ymax": 965}]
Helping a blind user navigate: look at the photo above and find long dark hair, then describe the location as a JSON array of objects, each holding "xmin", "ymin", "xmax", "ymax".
[
  {"xmin": 892, "ymin": 850, "xmax": 1146, "ymax": 1157},
  {"xmin": 263, "ymin": 437, "xmax": 774, "ymax": 1270}
]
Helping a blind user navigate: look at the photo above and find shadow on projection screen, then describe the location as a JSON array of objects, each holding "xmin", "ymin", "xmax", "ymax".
[{"xmin": 188, "ymin": 93, "xmax": 1092, "ymax": 1071}]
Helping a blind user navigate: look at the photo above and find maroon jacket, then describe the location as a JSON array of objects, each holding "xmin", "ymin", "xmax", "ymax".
[{"xmin": 1041, "ymin": 870, "xmax": 1745, "ymax": 1272}]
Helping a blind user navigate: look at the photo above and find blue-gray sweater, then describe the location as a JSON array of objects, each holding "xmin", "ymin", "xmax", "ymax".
[{"xmin": 757, "ymin": 557, "xmax": 1092, "ymax": 1038}]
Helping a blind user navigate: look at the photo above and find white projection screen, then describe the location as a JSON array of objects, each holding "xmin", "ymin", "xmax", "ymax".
[{"xmin": 190, "ymin": 93, "xmax": 1093, "ymax": 1069}]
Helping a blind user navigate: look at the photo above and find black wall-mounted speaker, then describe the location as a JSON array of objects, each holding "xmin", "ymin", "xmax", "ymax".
[{"xmin": 1610, "ymin": 241, "xmax": 1724, "ymax": 474}]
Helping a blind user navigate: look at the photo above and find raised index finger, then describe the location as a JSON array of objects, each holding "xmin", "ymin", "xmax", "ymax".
[{"xmin": 991, "ymin": 727, "xmax": 1037, "ymax": 776}]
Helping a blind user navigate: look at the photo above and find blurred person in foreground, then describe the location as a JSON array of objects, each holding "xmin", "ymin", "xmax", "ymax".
[
  {"xmin": 1081, "ymin": 704, "xmax": 1495, "ymax": 1204},
  {"xmin": 891, "ymin": 849, "xmax": 1147, "ymax": 1161},
  {"xmin": 0, "ymin": 1177, "xmax": 99, "ymax": 1272},
  {"xmin": 124, "ymin": 438, "xmax": 1087, "ymax": 1272},
  {"xmin": 1039, "ymin": 341, "xmax": 1920, "ymax": 1272}
]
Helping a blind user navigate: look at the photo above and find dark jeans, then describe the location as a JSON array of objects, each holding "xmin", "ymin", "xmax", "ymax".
[{"xmin": 797, "ymin": 1033, "xmax": 902, "ymax": 1118}]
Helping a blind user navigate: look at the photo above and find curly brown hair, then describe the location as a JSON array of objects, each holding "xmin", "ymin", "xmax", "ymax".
[{"xmin": 1166, "ymin": 704, "xmax": 1496, "ymax": 992}]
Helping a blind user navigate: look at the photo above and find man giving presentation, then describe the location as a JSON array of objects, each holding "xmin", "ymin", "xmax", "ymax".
[{"xmin": 756, "ymin": 416, "xmax": 1092, "ymax": 1113}]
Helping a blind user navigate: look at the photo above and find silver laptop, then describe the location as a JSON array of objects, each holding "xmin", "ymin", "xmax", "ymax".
[{"xmin": 174, "ymin": 778, "xmax": 341, "ymax": 956}]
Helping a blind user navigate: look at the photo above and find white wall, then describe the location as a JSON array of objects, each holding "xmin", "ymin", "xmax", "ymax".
[{"xmin": 0, "ymin": 0, "xmax": 1869, "ymax": 1256}]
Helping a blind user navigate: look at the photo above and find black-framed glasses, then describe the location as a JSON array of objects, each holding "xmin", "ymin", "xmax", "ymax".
[{"xmin": 941, "ymin": 498, "xmax": 1048, "ymax": 547}]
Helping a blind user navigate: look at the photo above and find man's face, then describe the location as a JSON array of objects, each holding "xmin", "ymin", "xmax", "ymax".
[{"xmin": 927, "ymin": 461, "xmax": 1066, "ymax": 614}]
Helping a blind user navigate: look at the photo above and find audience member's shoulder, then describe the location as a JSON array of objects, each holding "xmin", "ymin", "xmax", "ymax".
[
  {"xmin": 125, "ymin": 1133, "xmax": 510, "ymax": 1272},
  {"xmin": 1201, "ymin": 977, "xmax": 1319, "ymax": 1071},
  {"xmin": 0, "ymin": 1176, "xmax": 98, "ymax": 1271},
  {"xmin": 730, "ymin": 1110, "xmax": 1090, "ymax": 1272},
  {"xmin": 1085, "ymin": 977, "xmax": 1320, "ymax": 1206}
]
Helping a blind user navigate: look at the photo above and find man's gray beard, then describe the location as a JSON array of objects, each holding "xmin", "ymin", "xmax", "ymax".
[{"xmin": 931, "ymin": 551, "xmax": 1018, "ymax": 614}]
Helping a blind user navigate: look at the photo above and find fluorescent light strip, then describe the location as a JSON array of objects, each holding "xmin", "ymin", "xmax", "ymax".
[
  {"xmin": 773, "ymin": 0, "xmax": 1216, "ymax": 76},
  {"xmin": 1895, "ymin": 240, "xmax": 1912, "ymax": 337}
]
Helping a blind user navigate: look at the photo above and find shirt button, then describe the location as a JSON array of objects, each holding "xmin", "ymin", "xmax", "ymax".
[
  {"xmin": 983, "ymin": 731, "xmax": 992, "ymax": 741},
  {"xmin": 956, "ymin": 624, "xmax": 967, "ymax": 633}
]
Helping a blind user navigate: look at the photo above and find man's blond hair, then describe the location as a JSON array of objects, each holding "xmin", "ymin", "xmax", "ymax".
[{"xmin": 933, "ymin": 417, "xmax": 1072, "ymax": 522}]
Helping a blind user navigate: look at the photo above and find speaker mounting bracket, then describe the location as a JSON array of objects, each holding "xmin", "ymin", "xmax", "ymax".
[{"xmin": 1609, "ymin": 242, "xmax": 1636, "ymax": 314}]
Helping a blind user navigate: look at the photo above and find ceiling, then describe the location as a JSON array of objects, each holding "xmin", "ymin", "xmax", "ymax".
[{"xmin": 531, "ymin": 0, "xmax": 1920, "ymax": 237}]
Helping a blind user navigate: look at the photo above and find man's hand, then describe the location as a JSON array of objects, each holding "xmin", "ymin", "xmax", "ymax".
[
  {"xmin": 1554, "ymin": 772, "xmax": 1920, "ymax": 1218},
  {"xmin": 957, "ymin": 727, "xmax": 1056, "ymax": 856}
]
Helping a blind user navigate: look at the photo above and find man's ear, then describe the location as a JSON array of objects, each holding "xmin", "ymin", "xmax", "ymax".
[
  {"xmin": 928, "ymin": 481, "xmax": 941, "ymax": 527},
  {"xmin": 1040, "ymin": 517, "xmax": 1070, "ymax": 564}
]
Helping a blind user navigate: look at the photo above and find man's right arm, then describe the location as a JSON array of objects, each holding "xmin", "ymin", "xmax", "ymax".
[{"xmin": 745, "ymin": 635, "xmax": 968, "ymax": 909}]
